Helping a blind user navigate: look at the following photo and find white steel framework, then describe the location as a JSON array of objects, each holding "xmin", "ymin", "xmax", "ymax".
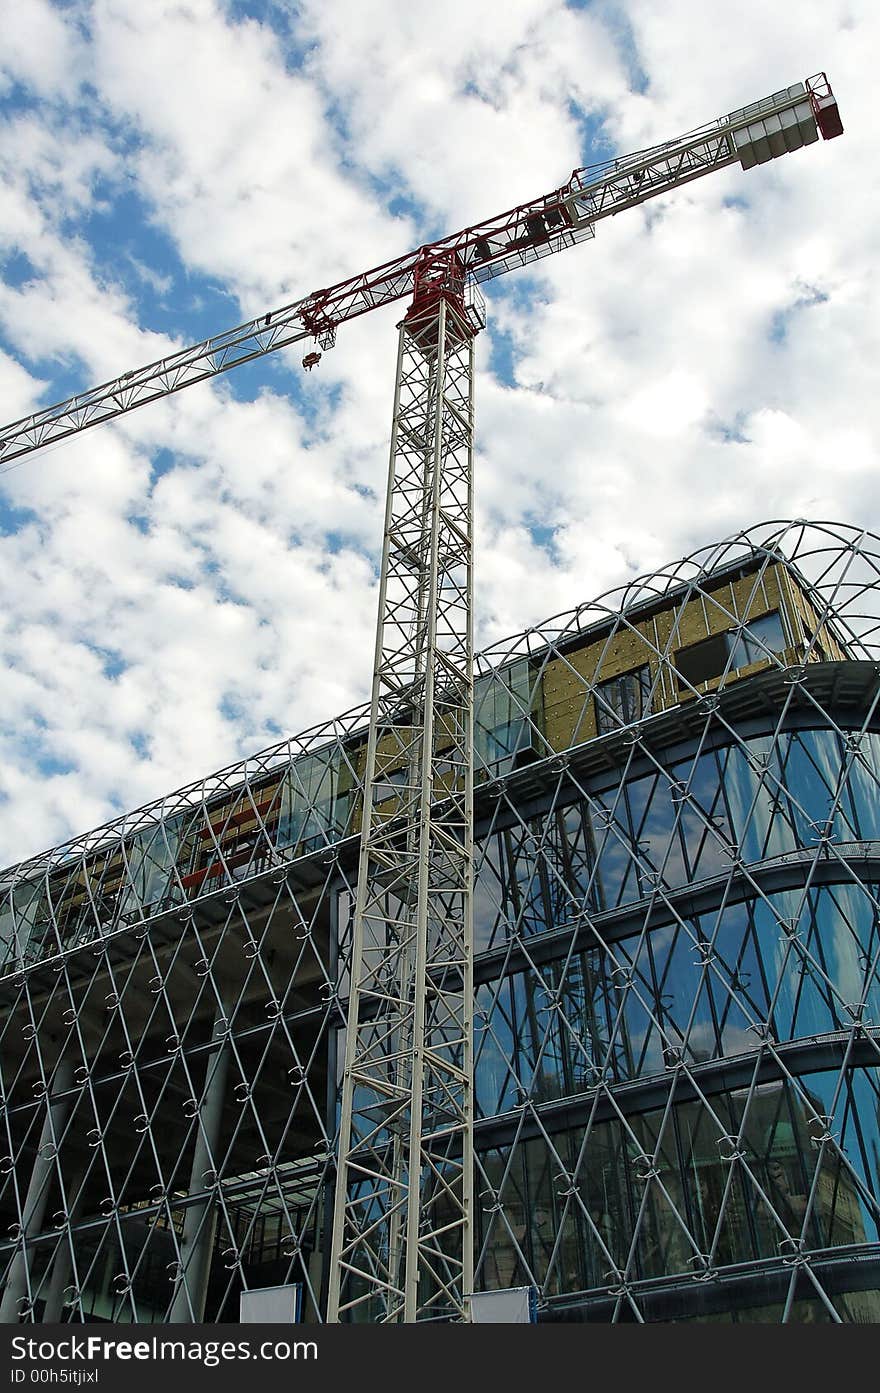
[
  {"xmin": 328, "ymin": 261, "xmax": 482, "ymax": 1321},
  {"xmin": 4, "ymin": 521, "xmax": 880, "ymax": 1324}
]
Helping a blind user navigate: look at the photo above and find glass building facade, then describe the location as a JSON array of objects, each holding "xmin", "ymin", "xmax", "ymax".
[{"xmin": 1, "ymin": 519, "xmax": 880, "ymax": 1323}]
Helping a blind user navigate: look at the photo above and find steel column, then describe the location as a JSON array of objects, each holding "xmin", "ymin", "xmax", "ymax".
[
  {"xmin": 169, "ymin": 1001, "xmax": 230, "ymax": 1322},
  {"xmin": 0, "ymin": 1057, "xmax": 74, "ymax": 1323}
]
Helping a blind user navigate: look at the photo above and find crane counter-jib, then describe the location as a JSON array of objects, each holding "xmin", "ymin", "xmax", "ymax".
[{"xmin": 0, "ymin": 74, "xmax": 842, "ymax": 469}]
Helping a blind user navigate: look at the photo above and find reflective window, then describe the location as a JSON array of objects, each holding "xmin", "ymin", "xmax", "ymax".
[
  {"xmin": 729, "ymin": 609, "xmax": 787, "ymax": 669},
  {"xmin": 475, "ymin": 659, "xmax": 540, "ymax": 774},
  {"xmin": 474, "ymin": 728, "xmax": 880, "ymax": 952},
  {"xmin": 278, "ymin": 749, "xmax": 353, "ymax": 856},
  {"xmin": 595, "ymin": 664, "xmax": 652, "ymax": 734},
  {"xmin": 476, "ymin": 1065, "xmax": 880, "ymax": 1308},
  {"xmin": 474, "ymin": 882, "xmax": 880, "ymax": 1113},
  {"xmin": 0, "ymin": 877, "xmax": 52, "ymax": 968},
  {"xmin": 676, "ymin": 610, "xmax": 785, "ymax": 690}
]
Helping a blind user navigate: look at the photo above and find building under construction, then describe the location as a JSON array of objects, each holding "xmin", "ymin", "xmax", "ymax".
[{"xmin": 1, "ymin": 517, "xmax": 879, "ymax": 1325}]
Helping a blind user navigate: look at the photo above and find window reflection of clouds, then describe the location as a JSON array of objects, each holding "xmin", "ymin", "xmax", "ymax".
[
  {"xmin": 824, "ymin": 881, "xmax": 878, "ymax": 1012},
  {"xmin": 477, "ymin": 1068, "xmax": 880, "ymax": 1301},
  {"xmin": 476, "ymin": 881, "xmax": 880, "ymax": 1103},
  {"xmin": 7, "ymin": 720, "xmax": 878, "ymax": 971},
  {"xmin": 474, "ymin": 730, "xmax": 880, "ymax": 957},
  {"xmin": 472, "ymin": 722, "xmax": 880, "ymax": 1307}
]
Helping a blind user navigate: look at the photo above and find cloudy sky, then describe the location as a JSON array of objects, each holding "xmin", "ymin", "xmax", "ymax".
[{"xmin": 0, "ymin": 0, "xmax": 875, "ymax": 865}]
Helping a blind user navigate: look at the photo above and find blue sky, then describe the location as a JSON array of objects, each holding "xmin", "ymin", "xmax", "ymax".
[{"xmin": 0, "ymin": 0, "xmax": 877, "ymax": 864}]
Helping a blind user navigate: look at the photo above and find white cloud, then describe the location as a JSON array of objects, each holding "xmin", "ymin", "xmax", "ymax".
[
  {"xmin": 87, "ymin": 0, "xmax": 412, "ymax": 307},
  {"xmin": 0, "ymin": 0, "xmax": 87, "ymax": 100},
  {"xmin": 297, "ymin": 0, "xmax": 628, "ymax": 220}
]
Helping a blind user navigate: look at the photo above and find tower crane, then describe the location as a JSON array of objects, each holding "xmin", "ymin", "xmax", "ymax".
[{"xmin": 0, "ymin": 74, "xmax": 843, "ymax": 1324}]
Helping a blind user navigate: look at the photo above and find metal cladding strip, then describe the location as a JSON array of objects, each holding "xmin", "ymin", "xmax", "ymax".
[{"xmin": 0, "ymin": 77, "xmax": 841, "ymax": 468}]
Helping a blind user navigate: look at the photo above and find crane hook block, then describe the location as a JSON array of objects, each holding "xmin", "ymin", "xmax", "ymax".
[{"xmin": 302, "ymin": 351, "xmax": 322, "ymax": 372}]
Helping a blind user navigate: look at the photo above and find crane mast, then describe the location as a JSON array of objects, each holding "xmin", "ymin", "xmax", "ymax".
[
  {"xmin": 0, "ymin": 75, "xmax": 842, "ymax": 1324},
  {"xmin": 328, "ymin": 258, "xmax": 482, "ymax": 1321}
]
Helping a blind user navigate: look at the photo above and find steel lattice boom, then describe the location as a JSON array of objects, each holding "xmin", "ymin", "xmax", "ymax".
[
  {"xmin": 0, "ymin": 76, "xmax": 840, "ymax": 469},
  {"xmin": 0, "ymin": 73, "xmax": 843, "ymax": 1325}
]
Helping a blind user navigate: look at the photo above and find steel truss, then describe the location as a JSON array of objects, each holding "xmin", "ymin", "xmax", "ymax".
[
  {"xmin": 328, "ymin": 270, "xmax": 478, "ymax": 1322},
  {"xmin": 0, "ymin": 79, "xmax": 840, "ymax": 468}
]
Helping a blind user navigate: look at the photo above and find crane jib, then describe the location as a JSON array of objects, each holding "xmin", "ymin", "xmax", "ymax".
[{"xmin": 0, "ymin": 74, "xmax": 842, "ymax": 470}]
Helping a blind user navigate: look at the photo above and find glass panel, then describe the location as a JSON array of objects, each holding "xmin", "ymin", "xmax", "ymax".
[
  {"xmin": 120, "ymin": 815, "xmax": 184, "ymax": 920},
  {"xmin": 8, "ymin": 877, "xmax": 51, "ymax": 965},
  {"xmin": 0, "ymin": 886, "xmax": 12, "ymax": 968},
  {"xmin": 278, "ymin": 748, "xmax": 351, "ymax": 855},
  {"xmin": 780, "ymin": 730, "xmax": 855, "ymax": 844},
  {"xmin": 475, "ymin": 658, "xmax": 535, "ymax": 775},
  {"xmin": 574, "ymin": 1117, "xmax": 636, "ymax": 1279},
  {"xmin": 847, "ymin": 735, "xmax": 880, "ymax": 839},
  {"xmin": 475, "ymin": 979, "xmax": 519, "ymax": 1117},
  {"xmin": 482, "ymin": 1148, "xmax": 531, "ymax": 1289},
  {"xmin": 477, "ymin": 879, "xmax": 880, "ymax": 1097},
  {"xmin": 591, "ymin": 790, "xmax": 640, "ymax": 909},
  {"xmin": 473, "ymin": 835, "xmax": 506, "ymax": 953},
  {"xmin": 728, "ymin": 609, "xmax": 786, "ymax": 669},
  {"xmin": 595, "ymin": 664, "xmax": 652, "ymax": 734},
  {"xmin": 704, "ymin": 902, "xmax": 772, "ymax": 1054},
  {"xmin": 472, "ymin": 731, "xmax": 880, "ymax": 949},
  {"xmin": 477, "ymin": 1066, "xmax": 880, "ymax": 1307}
]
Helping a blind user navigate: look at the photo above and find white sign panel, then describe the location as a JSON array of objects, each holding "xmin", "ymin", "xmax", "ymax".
[
  {"xmin": 239, "ymin": 1283, "xmax": 302, "ymax": 1323},
  {"xmin": 469, "ymin": 1287, "xmax": 535, "ymax": 1323}
]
